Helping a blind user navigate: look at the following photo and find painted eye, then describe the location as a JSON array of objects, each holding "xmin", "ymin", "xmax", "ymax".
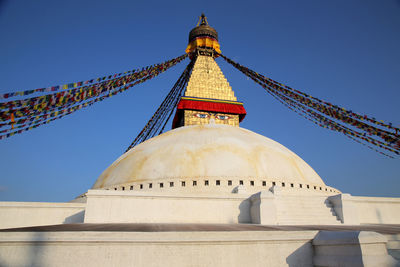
[
  {"xmin": 217, "ymin": 115, "xmax": 229, "ymax": 120},
  {"xmin": 195, "ymin": 113, "xmax": 208, "ymax": 118}
]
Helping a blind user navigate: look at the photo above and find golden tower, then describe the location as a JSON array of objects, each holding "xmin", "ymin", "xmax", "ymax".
[{"xmin": 172, "ymin": 14, "xmax": 246, "ymax": 128}]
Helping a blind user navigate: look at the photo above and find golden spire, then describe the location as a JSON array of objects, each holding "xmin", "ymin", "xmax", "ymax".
[{"xmin": 172, "ymin": 15, "xmax": 246, "ymax": 129}]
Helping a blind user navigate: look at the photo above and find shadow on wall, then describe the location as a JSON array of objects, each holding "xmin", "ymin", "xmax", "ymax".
[
  {"xmin": 238, "ymin": 199, "xmax": 251, "ymax": 223},
  {"xmin": 376, "ymin": 208, "xmax": 383, "ymax": 224},
  {"xmin": 312, "ymin": 231, "xmax": 373, "ymax": 267},
  {"xmin": 63, "ymin": 210, "xmax": 85, "ymax": 224},
  {"xmin": 0, "ymin": 232, "xmax": 51, "ymax": 267},
  {"xmin": 29, "ymin": 232, "xmax": 47, "ymax": 267},
  {"xmin": 286, "ymin": 241, "xmax": 313, "ymax": 267}
]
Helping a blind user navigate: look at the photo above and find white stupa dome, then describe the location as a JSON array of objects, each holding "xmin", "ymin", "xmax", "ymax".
[{"xmin": 93, "ymin": 124, "xmax": 339, "ymax": 195}]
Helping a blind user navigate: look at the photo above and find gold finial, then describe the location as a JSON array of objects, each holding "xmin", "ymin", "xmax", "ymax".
[
  {"xmin": 186, "ymin": 14, "xmax": 221, "ymax": 56},
  {"xmin": 197, "ymin": 13, "xmax": 209, "ymax": 26}
]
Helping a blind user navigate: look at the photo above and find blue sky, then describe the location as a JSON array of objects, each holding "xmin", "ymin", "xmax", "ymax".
[{"xmin": 0, "ymin": 0, "xmax": 399, "ymax": 202}]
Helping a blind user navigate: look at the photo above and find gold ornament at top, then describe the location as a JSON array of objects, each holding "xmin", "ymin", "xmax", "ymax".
[{"xmin": 186, "ymin": 14, "xmax": 221, "ymax": 55}]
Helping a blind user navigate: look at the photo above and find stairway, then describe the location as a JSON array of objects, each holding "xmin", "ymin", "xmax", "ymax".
[{"xmin": 275, "ymin": 195, "xmax": 342, "ymax": 225}]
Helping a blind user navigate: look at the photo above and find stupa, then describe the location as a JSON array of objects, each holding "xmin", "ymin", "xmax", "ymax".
[
  {"xmin": 92, "ymin": 14, "xmax": 340, "ymax": 202},
  {"xmin": 0, "ymin": 14, "xmax": 399, "ymax": 267}
]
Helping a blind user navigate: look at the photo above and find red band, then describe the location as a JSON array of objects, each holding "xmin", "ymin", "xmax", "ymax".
[{"xmin": 177, "ymin": 99, "xmax": 246, "ymax": 120}]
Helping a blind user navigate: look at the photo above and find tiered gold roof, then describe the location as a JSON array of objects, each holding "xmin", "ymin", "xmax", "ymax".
[{"xmin": 185, "ymin": 55, "xmax": 237, "ymax": 101}]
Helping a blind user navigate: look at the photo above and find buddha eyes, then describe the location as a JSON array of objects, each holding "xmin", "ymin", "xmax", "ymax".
[
  {"xmin": 216, "ymin": 115, "xmax": 229, "ymax": 120},
  {"xmin": 194, "ymin": 113, "xmax": 230, "ymax": 120},
  {"xmin": 195, "ymin": 113, "xmax": 208, "ymax": 118}
]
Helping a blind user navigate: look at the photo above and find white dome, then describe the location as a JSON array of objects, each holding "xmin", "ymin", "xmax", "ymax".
[{"xmin": 93, "ymin": 124, "xmax": 330, "ymax": 191}]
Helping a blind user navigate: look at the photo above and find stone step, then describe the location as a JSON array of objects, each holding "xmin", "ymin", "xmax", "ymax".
[
  {"xmin": 277, "ymin": 217, "xmax": 340, "ymax": 223},
  {"xmin": 276, "ymin": 207, "xmax": 341, "ymax": 224},
  {"xmin": 278, "ymin": 215, "xmax": 341, "ymax": 222},
  {"xmin": 276, "ymin": 198, "xmax": 329, "ymax": 203},
  {"xmin": 294, "ymin": 204, "xmax": 333, "ymax": 208},
  {"xmin": 277, "ymin": 215, "xmax": 341, "ymax": 221},
  {"xmin": 276, "ymin": 201, "xmax": 333, "ymax": 206},
  {"xmin": 276, "ymin": 204, "xmax": 334, "ymax": 209},
  {"xmin": 278, "ymin": 220, "xmax": 340, "ymax": 224},
  {"xmin": 277, "ymin": 221, "xmax": 342, "ymax": 225},
  {"xmin": 277, "ymin": 210, "xmax": 338, "ymax": 217},
  {"xmin": 278, "ymin": 217, "xmax": 341, "ymax": 222},
  {"xmin": 277, "ymin": 206, "xmax": 336, "ymax": 211},
  {"xmin": 277, "ymin": 214, "xmax": 340, "ymax": 220},
  {"xmin": 272, "ymin": 196, "xmax": 341, "ymax": 225}
]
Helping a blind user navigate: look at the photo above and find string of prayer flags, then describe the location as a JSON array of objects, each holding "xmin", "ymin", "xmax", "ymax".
[
  {"xmin": 0, "ymin": 54, "xmax": 188, "ymax": 139},
  {"xmin": 220, "ymin": 53, "xmax": 400, "ymax": 157},
  {"xmin": 0, "ymin": 62, "xmax": 173, "ymax": 100},
  {"xmin": 125, "ymin": 58, "xmax": 195, "ymax": 152}
]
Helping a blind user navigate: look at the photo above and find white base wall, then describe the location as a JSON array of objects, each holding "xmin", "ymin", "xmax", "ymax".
[
  {"xmin": 353, "ymin": 196, "xmax": 400, "ymax": 224},
  {"xmin": 329, "ymin": 194, "xmax": 400, "ymax": 225},
  {"xmin": 0, "ymin": 230, "xmax": 397, "ymax": 267},
  {"xmin": 0, "ymin": 202, "xmax": 85, "ymax": 229},
  {"xmin": 84, "ymin": 190, "xmax": 252, "ymax": 224},
  {"xmin": 0, "ymin": 231, "xmax": 316, "ymax": 267},
  {"xmin": 1, "ymin": 190, "xmax": 400, "ymax": 230},
  {"xmin": 83, "ymin": 189, "xmax": 400, "ymax": 226}
]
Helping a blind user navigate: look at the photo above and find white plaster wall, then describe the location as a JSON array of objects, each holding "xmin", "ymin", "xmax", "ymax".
[
  {"xmin": 84, "ymin": 190, "xmax": 251, "ymax": 224},
  {"xmin": 352, "ymin": 196, "xmax": 400, "ymax": 224},
  {"xmin": 0, "ymin": 231, "xmax": 316, "ymax": 267},
  {"xmin": 0, "ymin": 202, "xmax": 86, "ymax": 229}
]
